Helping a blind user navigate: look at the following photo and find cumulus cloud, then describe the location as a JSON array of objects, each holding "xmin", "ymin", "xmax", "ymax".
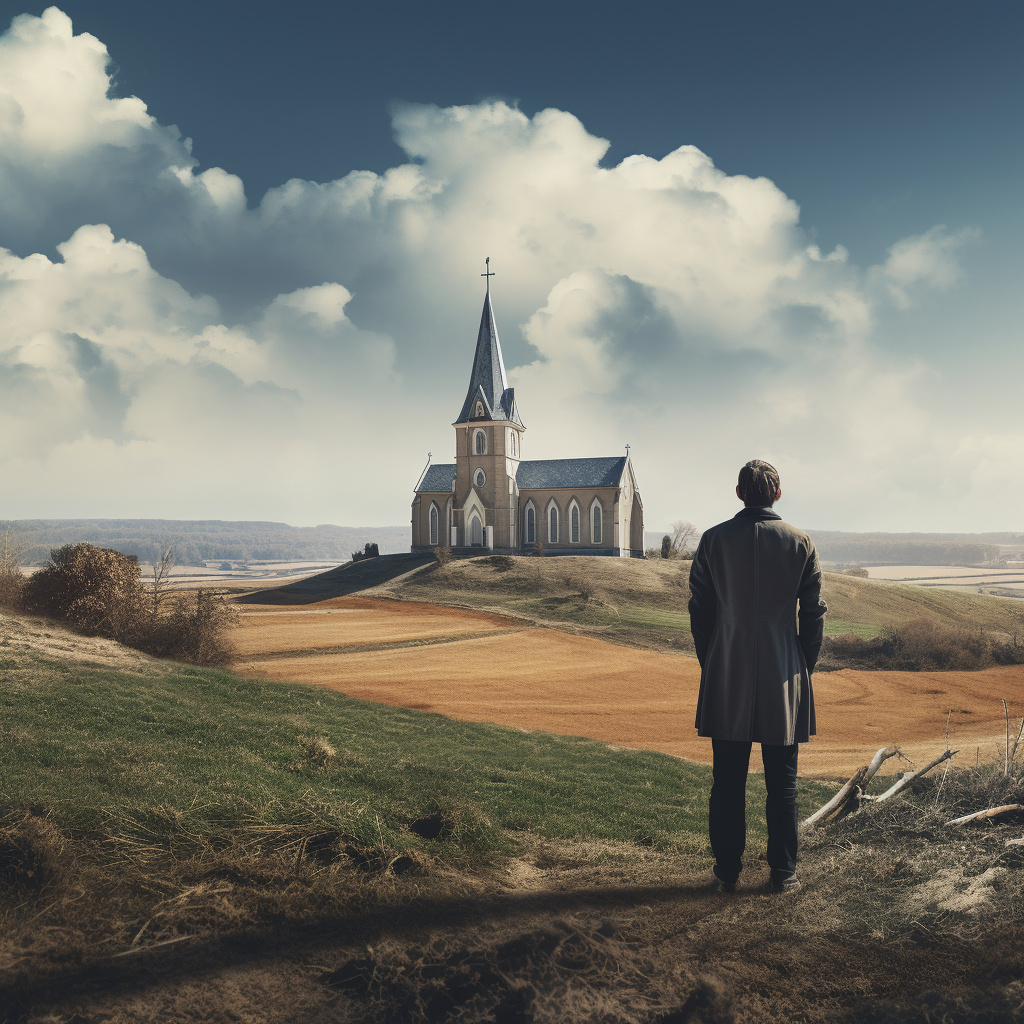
[{"xmin": 0, "ymin": 7, "xmax": 1013, "ymax": 531}]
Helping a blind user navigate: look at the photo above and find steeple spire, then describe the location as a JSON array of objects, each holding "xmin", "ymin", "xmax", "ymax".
[{"xmin": 454, "ymin": 263, "xmax": 522, "ymax": 426}]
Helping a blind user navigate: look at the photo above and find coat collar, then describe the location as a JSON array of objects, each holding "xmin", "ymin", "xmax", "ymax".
[{"xmin": 734, "ymin": 505, "xmax": 782, "ymax": 521}]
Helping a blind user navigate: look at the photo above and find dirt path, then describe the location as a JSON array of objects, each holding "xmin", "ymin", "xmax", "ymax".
[
  {"xmin": 234, "ymin": 598, "xmax": 1024, "ymax": 777},
  {"xmin": 7, "ymin": 836, "xmax": 1022, "ymax": 1024}
]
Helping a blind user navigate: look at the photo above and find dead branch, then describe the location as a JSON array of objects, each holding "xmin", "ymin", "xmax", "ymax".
[
  {"xmin": 1005, "ymin": 836, "xmax": 1024, "ymax": 847},
  {"xmin": 945, "ymin": 804, "xmax": 1024, "ymax": 827},
  {"xmin": 1003, "ymin": 699, "xmax": 1011, "ymax": 778},
  {"xmin": 1010, "ymin": 716, "xmax": 1024, "ymax": 770},
  {"xmin": 109, "ymin": 935, "xmax": 192, "ymax": 958},
  {"xmin": 802, "ymin": 746, "xmax": 900, "ymax": 828},
  {"xmin": 872, "ymin": 748, "xmax": 958, "ymax": 804},
  {"xmin": 803, "ymin": 767, "xmax": 868, "ymax": 828}
]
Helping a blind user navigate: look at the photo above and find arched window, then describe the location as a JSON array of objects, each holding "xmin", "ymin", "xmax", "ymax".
[
  {"xmin": 470, "ymin": 514, "xmax": 483, "ymax": 546},
  {"xmin": 429, "ymin": 503, "xmax": 439, "ymax": 546},
  {"xmin": 474, "ymin": 430, "xmax": 486, "ymax": 455},
  {"xmin": 570, "ymin": 504, "xmax": 580, "ymax": 544},
  {"xmin": 475, "ymin": 402, "xmax": 484, "ymax": 418},
  {"xmin": 510, "ymin": 432, "xmax": 517, "ymax": 457},
  {"xmin": 526, "ymin": 506, "xmax": 535, "ymax": 544},
  {"xmin": 548, "ymin": 505, "xmax": 558, "ymax": 544},
  {"xmin": 592, "ymin": 502, "xmax": 603, "ymax": 545}
]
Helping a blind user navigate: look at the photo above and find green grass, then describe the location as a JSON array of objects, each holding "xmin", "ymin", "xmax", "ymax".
[
  {"xmin": 823, "ymin": 619, "xmax": 880, "ymax": 638},
  {"xmin": 0, "ymin": 652, "xmax": 832, "ymax": 861}
]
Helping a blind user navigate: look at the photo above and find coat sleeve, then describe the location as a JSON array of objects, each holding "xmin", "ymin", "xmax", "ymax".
[
  {"xmin": 688, "ymin": 536, "xmax": 717, "ymax": 668},
  {"xmin": 796, "ymin": 545, "xmax": 827, "ymax": 672}
]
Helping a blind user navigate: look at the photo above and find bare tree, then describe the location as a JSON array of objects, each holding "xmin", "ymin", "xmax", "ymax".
[
  {"xmin": 669, "ymin": 521, "xmax": 699, "ymax": 559},
  {"xmin": 0, "ymin": 523, "xmax": 26, "ymax": 608},
  {"xmin": 151, "ymin": 544, "xmax": 177, "ymax": 617}
]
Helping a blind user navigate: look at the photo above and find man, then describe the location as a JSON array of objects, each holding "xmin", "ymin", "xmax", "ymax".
[{"xmin": 688, "ymin": 460, "xmax": 826, "ymax": 894}]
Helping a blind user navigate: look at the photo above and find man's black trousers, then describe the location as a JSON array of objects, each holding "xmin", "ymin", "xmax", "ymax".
[{"xmin": 710, "ymin": 738, "xmax": 799, "ymax": 884}]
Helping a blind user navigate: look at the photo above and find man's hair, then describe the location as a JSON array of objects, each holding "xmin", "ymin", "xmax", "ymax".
[{"xmin": 737, "ymin": 460, "xmax": 780, "ymax": 507}]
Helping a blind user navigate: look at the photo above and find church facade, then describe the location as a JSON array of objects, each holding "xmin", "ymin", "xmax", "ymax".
[{"xmin": 411, "ymin": 285, "xmax": 644, "ymax": 557}]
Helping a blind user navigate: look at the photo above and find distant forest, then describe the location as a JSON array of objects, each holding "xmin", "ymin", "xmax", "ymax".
[
  {"xmin": 6, "ymin": 520, "xmax": 410, "ymax": 566},
  {"xmin": 805, "ymin": 531, "xmax": 1022, "ymax": 566},
  {"xmin": 643, "ymin": 528, "xmax": 1022, "ymax": 565}
]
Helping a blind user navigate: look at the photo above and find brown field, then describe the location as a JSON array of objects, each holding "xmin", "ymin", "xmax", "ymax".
[{"xmin": 234, "ymin": 597, "xmax": 1024, "ymax": 777}]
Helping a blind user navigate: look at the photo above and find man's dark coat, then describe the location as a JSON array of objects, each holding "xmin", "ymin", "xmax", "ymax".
[{"xmin": 688, "ymin": 506, "xmax": 827, "ymax": 745}]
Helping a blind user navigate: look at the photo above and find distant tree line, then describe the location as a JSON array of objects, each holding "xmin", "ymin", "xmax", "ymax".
[
  {"xmin": 4, "ymin": 520, "xmax": 409, "ymax": 566},
  {"xmin": 807, "ymin": 534, "xmax": 1001, "ymax": 565}
]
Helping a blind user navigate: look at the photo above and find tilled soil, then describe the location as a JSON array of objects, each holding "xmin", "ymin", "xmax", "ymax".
[{"xmin": 234, "ymin": 598, "xmax": 1023, "ymax": 776}]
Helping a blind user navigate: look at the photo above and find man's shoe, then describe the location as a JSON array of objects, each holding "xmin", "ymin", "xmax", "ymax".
[
  {"xmin": 712, "ymin": 866, "xmax": 737, "ymax": 894},
  {"xmin": 766, "ymin": 871, "xmax": 801, "ymax": 894}
]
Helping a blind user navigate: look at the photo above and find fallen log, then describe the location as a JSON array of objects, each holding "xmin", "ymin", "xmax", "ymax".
[
  {"xmin": 871, "ymin": 748, "xmax": 958, "ymax": 804},
  {"xmin": 802, "ymin": 747, "xmax": 899, "ymax": 828},
  {"xmin": 945, "ymin": 803, "xmax": 1024, "ymax": 827}
]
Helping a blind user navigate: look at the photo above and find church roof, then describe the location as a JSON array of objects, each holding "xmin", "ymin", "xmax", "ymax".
[
  {"xmin": 516, "ymin": 456, "xmax": 627, "ymax": 490},
  {"xmin": 455, "ymin": 292, "xmax": 523, "ymax": 425},
  {"xmin": 414, "ymin": 463, "xmax": 456, "ymax": 493}
]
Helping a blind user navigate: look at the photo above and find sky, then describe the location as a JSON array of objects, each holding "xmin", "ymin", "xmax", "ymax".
[{"xmin": 0, "ymin": 1, "xmax": 1020, "ymax": 534}]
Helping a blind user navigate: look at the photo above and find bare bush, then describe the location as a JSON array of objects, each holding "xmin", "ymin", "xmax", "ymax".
[
  {"xmin": 434, "ymin": 546, "xmax": 452, "ymax": 568},
  {"xmin": 0, "ymin": 524, "xmax": 25, "ymax": 610},
  {"xmin": 563, "ymin": 571, "xmax": 599, "ymax": 602},
  {"xmin": 821, "ymin": 619, "xmax": 1024, "ymax": 672},
  {"xmin": 146, "ymin": 589, "xmax": 238, "ymax": 667},
  {"xmin": 22, "ymin": 543, "xmax": 147, "ymax": 644}
]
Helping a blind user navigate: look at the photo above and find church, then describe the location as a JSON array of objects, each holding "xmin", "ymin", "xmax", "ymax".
[{"xmin": 411, "ymin": 271, "xmax": 644, "ymax": 557}]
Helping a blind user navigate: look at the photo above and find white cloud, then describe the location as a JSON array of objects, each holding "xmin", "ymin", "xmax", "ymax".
[{"xmin": 0, "ymin": 8, "xmax": 1013, "ymax": 532}]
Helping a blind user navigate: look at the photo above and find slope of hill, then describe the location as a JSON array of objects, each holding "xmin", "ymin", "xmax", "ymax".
[{"xmin": 350, "ymin": 554, "xmax": 1024, "ymax": 653}]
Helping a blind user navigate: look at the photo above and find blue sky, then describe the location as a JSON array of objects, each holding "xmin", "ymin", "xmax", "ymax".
[{"xmin": 0, "ymin": 2, "xmax": 1020, "ymax": 532}]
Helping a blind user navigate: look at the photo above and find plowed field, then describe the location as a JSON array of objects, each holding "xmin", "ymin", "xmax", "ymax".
[{"xmin": 234, "ymin": 597, "xmax": 1024, "ymax": 777}]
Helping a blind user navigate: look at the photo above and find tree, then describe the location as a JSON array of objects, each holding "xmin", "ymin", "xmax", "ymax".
[
  {"xmin": 668, "ymin": 521, "xmax": 699, "ymax": 559},
  {"xmin": 151, "ymin": 544, "xmax": 177, "ymax": 618},
  {"xmin": 0, "ymin": 524, "xmax": 26, "ymax": 609}
]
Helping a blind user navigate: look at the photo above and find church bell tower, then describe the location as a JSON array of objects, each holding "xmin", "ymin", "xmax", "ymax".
[{"xmin": 451, "ymin": 260, "xmax": 524, "ymax": 550}]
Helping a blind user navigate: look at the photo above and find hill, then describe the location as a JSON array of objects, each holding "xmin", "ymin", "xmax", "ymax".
[
  {"xmin": 327, "ymin": 554, "xmax": 1024, "ymax": 654},
  {"xmin": 2, "ymin": 609, "xmax": 1023, "ymax": 1022},
  {"xmin": 4, "ymin": 519, "xmax": 409, "ymax": 566}
]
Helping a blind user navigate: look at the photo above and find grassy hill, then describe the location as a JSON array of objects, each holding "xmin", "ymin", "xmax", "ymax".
[
  {"xmin": 3, "ymin": 612, "xmax": 1024, "ymax": 1022},
  {"xmin": 354, "ymin": 554, "xmax": 1024, "ymax": 653}
]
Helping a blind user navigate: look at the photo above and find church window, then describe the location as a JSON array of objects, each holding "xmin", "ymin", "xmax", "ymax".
[
  {"xmin": 526, "ymin": 506, "xmax": 535, "ymax": 543},
  {"xmin": 510, "ymin": 432, "xmax": 517, "ymax": 457},
  {"xmin": 592, "ymin": 502, "xmax": 603, "ymax": 544},
  {"xmin": 548, "ymin": 506, "xmax": 558, "ymax": 544},
  {"xmin": 429, "ymin": 503, "xmax": 439, "ymax": 546},
  {"xmin": 470, "ymin": 514, "xmax": 483, "ymax": 547},
  {"xmin": 570, "ymin": 504, "xmax": 580, "ymax": 544},
  {"xmin": 474, "ymin": 430, "xmax": 486, "ymax": 455},
  {"xmin": 475, "ymin": 402, "xmax": 484, "ymax": 418},
  {"xmin": 475, "ymin": 469, "xmax": 486, "ymax": 488}
]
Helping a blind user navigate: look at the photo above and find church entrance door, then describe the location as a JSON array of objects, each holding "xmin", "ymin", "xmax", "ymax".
[{"xmin": 470, "ymin": 515, "xmax": 483, "ymax": 547}]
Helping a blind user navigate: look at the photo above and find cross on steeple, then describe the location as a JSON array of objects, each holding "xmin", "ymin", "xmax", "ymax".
[{"xmin": 481, "ymin": 256, "xmax": 495, "ymax": 294}]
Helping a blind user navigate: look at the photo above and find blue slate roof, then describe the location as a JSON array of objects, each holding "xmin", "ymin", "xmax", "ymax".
[
  {"xmin": 415, "ymin": 463, "xmax": 456, "ymax": 493},
  {"xmin": 455, "ymin": 293, "xmax": 523, "ymax": 426},
  {"xmin": 516, "ymin": 456, "xmax": 627, "ymax": 490}
]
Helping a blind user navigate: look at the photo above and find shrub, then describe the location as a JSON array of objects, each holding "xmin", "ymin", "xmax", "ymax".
[
  {"xmin": 145, "ymin": 589, "xmax": 237, "ymax": 667},
  {"xmin": 19, "ymin": 543, "xmax": 236, "ymax": 667},
  {"xmin": 22, "ymin": 543, "xmax": 146, "ymax": 644},
  {"xmin": 434, "ymin": 546, "xmax": 452, "ymax": 568},
  {"xmin": 661, "ymin": 535, "xmax": 671, "ymax": 559},
  {"xmin": 351, "ymin": 542, "xmax": 380, "ymax": 563},
  {"xmin": 534, "ymin": 541, "xmax": 545, "ymax": 557},
  {"xmin": 0, "ymin": 525, "xmax": 25, "ymax": 610},
  {"xmin": 820, "ymin": 618, "xmax": 1024, "ymax": 672}
]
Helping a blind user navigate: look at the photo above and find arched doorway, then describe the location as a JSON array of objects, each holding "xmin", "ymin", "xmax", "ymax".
[{"xmin": 470, "ymin": 514, "xmax": 483, "ymax": 547}]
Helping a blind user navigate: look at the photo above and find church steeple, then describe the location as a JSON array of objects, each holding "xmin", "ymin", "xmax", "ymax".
[{"xmin": 454, "ymin": 266, "xmax": 522, "ymax": 426}]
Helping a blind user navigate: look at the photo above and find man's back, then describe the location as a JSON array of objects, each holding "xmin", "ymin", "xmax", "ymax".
[{"xmin": 688, "ymin": 506, "xmax": 826, "ymax": 745}]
